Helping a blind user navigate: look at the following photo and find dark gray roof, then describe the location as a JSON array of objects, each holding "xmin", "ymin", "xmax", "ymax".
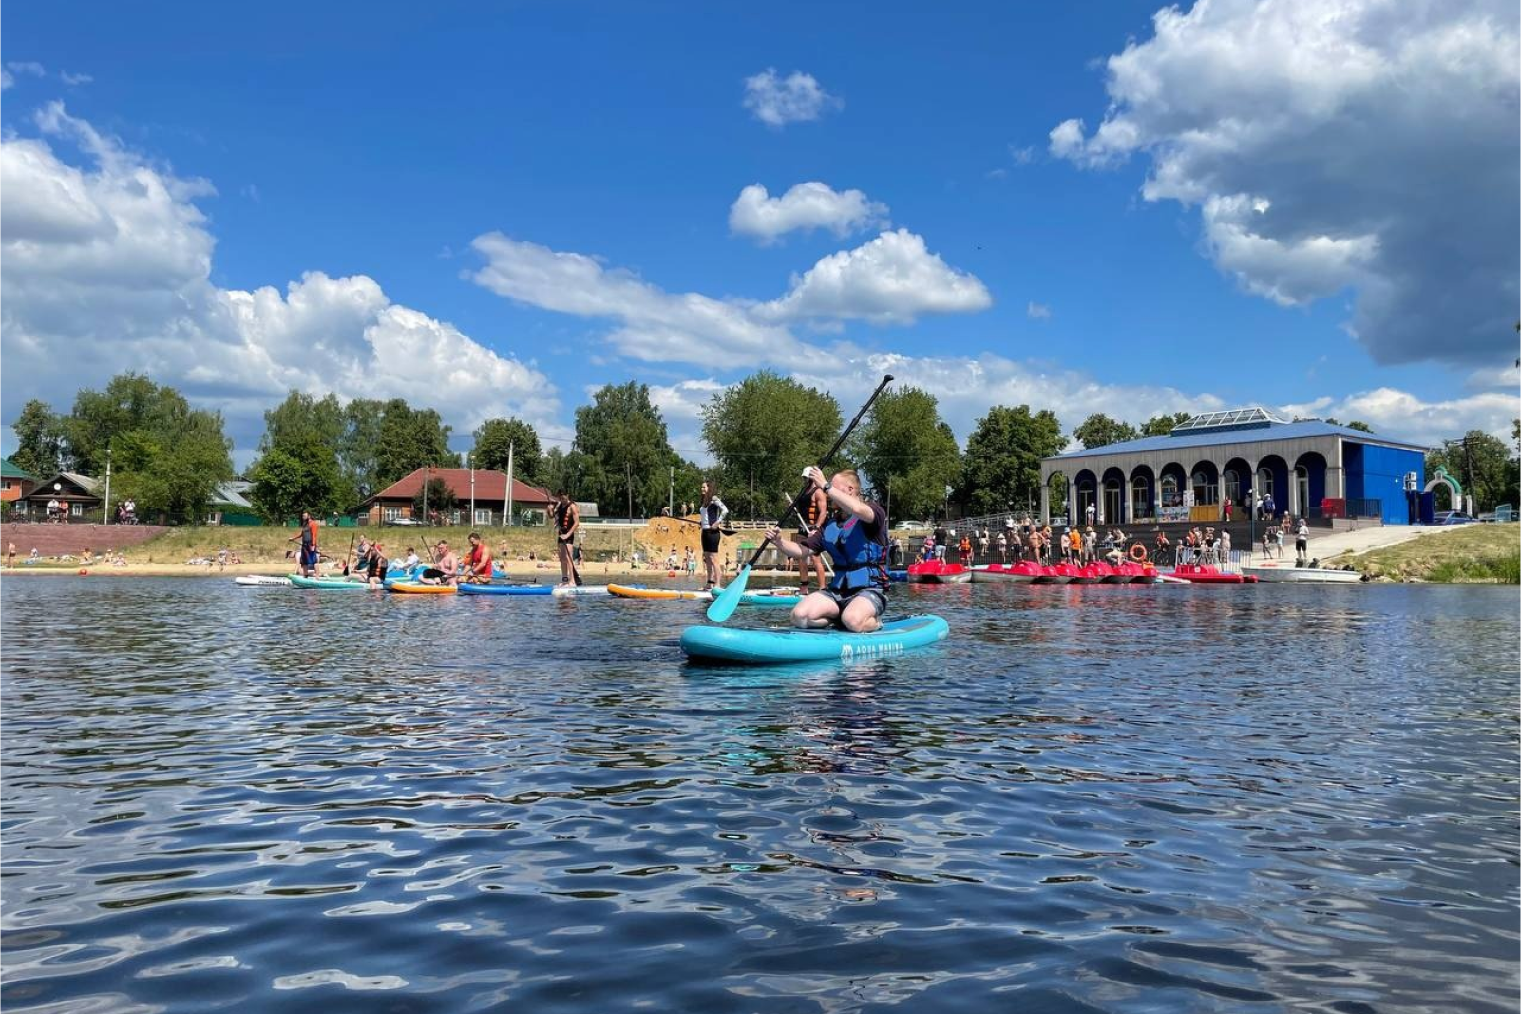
[{"xmin": 1048, "ymin": 420, "xmax": 1427, "ymax": 461}]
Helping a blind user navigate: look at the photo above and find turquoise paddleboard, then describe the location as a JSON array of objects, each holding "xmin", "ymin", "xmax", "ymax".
[
  {"xmin": 680, "ymin": 615, "xmax": 949, "ymax": 665},
  {"xmin": 457, "ymin": 583, "xmax": 553, "ymax": 596},
  {"xmin": 737, "ymin": 590, "xmax": 802, "ymax": 608}
]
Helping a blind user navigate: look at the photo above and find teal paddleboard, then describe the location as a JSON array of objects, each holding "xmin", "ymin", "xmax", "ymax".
[
  {"xmin": 737, "ymin": 590, "xmax": 802, "ymax": 608},
  {"xmin": 457, "ymin": 583, "xmax": 553, "ymax": 596},
  {"xmin": 680, "ymin": 615, "xmax": 949, "ymax": 665},
  {"xmin": 289, "ymin": 574, "xmax": 370, "ymax": 590}
]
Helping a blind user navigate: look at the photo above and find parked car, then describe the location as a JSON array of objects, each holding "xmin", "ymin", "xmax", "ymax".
[
  {"xmin": 1432, "ymin": 510, "xmax": 1476, "ymax": 525},
  {"xmin": 385, "ymin": 517, "xmax": 424, "ymax": 526}
]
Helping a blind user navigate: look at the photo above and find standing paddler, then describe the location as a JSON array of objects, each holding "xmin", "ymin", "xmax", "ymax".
[
  {"xmin": 553, "ymin": 491, "xmax": 582, "ymax": 587},
  {"xmin": 764, "ymin": 466, "xmax": 889, "ymax": 633},
  {"xmin": 698, "ymin": 479, "xmax": 728, "ymax": 592},
  {"xmin": 288, "ymin": 509, "xmax": 319, "ymax": 577}
]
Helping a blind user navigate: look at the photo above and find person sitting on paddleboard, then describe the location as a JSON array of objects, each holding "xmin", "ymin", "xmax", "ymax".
[
  {"xmin": 463, "ymin": 532, "xmax": 493, "ymax": 584},
  {"xmin": 365, "ymin": 542, "xmax": 389, "ymax": 588},
  {"xmin": 421, "ymin": 540, "xmax": 459, "ymax": 584},
  {"xmin": 765, "ymin": 467, "xmax": 889, "ymax": 634},
  {"xmin": 699, "ymin": 479, "xmax": 728, "ymax": 591}
]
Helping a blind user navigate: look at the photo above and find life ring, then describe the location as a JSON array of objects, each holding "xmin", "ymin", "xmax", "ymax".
[{"xmin": 1129, "ymin": 544, "xmax": 1149, "ymax": 563}]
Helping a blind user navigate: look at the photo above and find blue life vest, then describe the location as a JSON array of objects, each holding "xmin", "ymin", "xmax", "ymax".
[{"xmin": 823, "ymin": 511, "xmax": 888, "ymax": 592}]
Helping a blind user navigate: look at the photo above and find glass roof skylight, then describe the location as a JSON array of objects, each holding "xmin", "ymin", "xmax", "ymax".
[{"xmin": 1170, "ymin": 407, "xmax": 1286, "ymax": 433}]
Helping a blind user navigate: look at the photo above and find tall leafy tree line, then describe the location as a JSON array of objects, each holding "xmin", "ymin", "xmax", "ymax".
[
  {"xmin": 20, "ymin": 372, "xmax": 1512, "ymax": 526},
  {"xmin": 11, "ymin": 374, "xmax": 234, "ymax": 522}
]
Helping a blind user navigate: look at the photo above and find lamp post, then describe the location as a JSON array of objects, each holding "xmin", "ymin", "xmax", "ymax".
[
  {"xmin": 503, "ymin": 441, "xmax": 514, "ymax": 528},
  {"xmin": 103, "ymin": 447, "xmax": 113, "ymax": 524},
  {"xmin": 422, "ymin": 466, "xmax": 430, "ymax": 525},
  {"xmin": 1248, "ymin": 485, "xmax": 1256, "ymax": 561},
  {"xmin": 469, "ymin": 453, "xmax": 476, "ymax": 528}
]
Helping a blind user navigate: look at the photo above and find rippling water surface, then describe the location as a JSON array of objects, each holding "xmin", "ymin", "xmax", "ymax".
[{"xmin": 3, "ymin": 578, "xmax": 1517, "ymax": 1013}]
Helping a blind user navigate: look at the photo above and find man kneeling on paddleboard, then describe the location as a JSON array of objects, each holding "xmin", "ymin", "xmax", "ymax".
[{"xmin": 765, "ymin": 467, "xmax": 888, "ymax": 633}]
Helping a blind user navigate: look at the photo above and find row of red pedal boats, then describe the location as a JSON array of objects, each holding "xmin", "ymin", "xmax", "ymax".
[{"xmin": 906, "ymin": 560, "xmax": 1258, "ymax": 585}]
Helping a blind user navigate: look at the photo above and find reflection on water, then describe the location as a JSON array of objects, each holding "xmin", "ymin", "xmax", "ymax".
[{"xmin": 3, "ymin": 579, "xmax": 1517, "ymax": 1013}]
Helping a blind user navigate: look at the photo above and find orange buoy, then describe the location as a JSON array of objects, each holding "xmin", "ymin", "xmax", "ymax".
[{"xmin": 78, "ymin": 568, "xmax": 89, "ymax": 576}]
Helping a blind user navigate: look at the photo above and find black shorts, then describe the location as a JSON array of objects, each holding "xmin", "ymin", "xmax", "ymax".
[
  {"xmin": 821, "ymin": 586, "xmax": 886, "ymax": 618},
  {"xmin": 701, "ymin": 529, "xmax": 721, "ymax": 553}
]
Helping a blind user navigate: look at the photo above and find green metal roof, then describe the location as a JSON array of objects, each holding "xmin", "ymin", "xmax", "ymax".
[{"xmin": 1, "ymin": 457, "xmax": 35, "ymax": 480}]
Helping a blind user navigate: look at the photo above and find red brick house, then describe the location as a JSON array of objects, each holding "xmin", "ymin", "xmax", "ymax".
[{"xmin": 358, "ymin": 468, "xmax": 555, "ymax": 526}]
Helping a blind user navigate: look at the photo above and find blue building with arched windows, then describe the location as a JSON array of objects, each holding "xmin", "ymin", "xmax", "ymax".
[{"xmin": 1039, "ymin": 408, "xmax": 1426, "ymax": 527}]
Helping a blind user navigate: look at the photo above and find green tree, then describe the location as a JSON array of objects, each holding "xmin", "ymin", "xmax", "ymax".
[
  {"xmin": 699, "ymin": 371, "xmax": 842, "ymax": 519},
  {"xmin": 253, "ymin": 391, "xmax": 356, "ymax": 511},
  {"xmin": 1346, "ymin": 420, "xmax": 1374, "ymax": 433},
  {"xmin": 412, "ymin": 476, "xmax": 458, "ymax": 521},
  {"xmin": 472, "ymin": 417, "xmax": 544, "ymax": 485},
  {"xmin": 340, "ymin": 398, "xmax": 387, "ymax": 497},
  {"xmin": 1427, "ymin": 431, "xmax": 1517, "ymax": 511},
  {"xmin": 959, "ymin": 405, "xmax": 1064, "ymax": 516},
  {"xmin": 248, "ymin": 439, "xmax": 347, "ymax": 522},
  {"xmin": 671, "ymin": 455, "xmax": 707, "ymax": 514},
  {"xmin": 376, "ymin": 399, "xmax": 458, "ymax": 487},
  {"xmin": 63, "ymin": 373, "xmax": 233, "ymax": 519},
  {"xmin": 575, "ymin": 381, "xmax": 678, "ymax": 517},
  {"xmin": 540, "ymin": 447, "xmax": 605, "ymax": 503},
  {"xmin": 1072, "ymin": 413, "xmax": 1139, "ymax": 451},
  {"xmin": 1140, "ymin": 411, "xmax": 1192, "ymax": 437},
  {"xmin": 65, "ymin": 373, "xmax": 163, "ymax": 474},
  {"xmin": 10, "ymin": 399, "xmax": 65, "ymax": 477},
  {"xmin": 849, "ymin": 386, "xmax": 960, "ymax": 524},
  {"xmin": 260, "ymin": 391, "xmax": 345, "ymax": 453},
  {"xmin": 136, "ymin": 411, "xmax": 236, "ymax": 521}
]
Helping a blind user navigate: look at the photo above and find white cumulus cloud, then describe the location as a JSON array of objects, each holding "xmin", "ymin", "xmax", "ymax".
[
  {"xmin": 1027, "ymin": 301, "xmax": 1052, "ymax": 320},
  {"xmin": 0, "ymin": 104, "xmax": 558, "ymax": 454},
  {"xmin": 729, "ymin": 182, "xmax": 887, "ymax": 243},
  {"xmin": 743, "ymin": 68, "xmax": 840, "ymax": 128},
  {"xmin": 1052, "ymin": 0, "xmax": 1520, "ymax": 367},
  {"xmin": 470, "ymin": 228, "xmax": 991, "ymax": 362},
  {"xmin": 757, "ymin": 229, "xmax": 992, "ymax": 325}
]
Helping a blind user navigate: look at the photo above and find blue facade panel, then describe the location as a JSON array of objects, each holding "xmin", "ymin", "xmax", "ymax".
[{"xmin": 1348, "ymin": 443, "xmax": 1424, "ymax": 525}]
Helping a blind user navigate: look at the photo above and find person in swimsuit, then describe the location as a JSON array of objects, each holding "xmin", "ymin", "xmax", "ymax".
[
  {"xmin": 421, "ymin": 540, "xmax": 459, "ymax": 584},
  {"xmin": 365, "ymin": 542, "xmax": 390, "ymax": 588},
  {"xmin": 797, "ymin": 482, "xmax": 829, "ymax": 594},
  {"xmin": 766, "ymin": 467, "xmax": 889, "ymax": 634},
  {"xmin": 698, "ymin": 479, "xmax": 728, "ymax": 591},
  {"xmin": 553, "ymin": 492, "xmax": 581, "ymax": 586}
]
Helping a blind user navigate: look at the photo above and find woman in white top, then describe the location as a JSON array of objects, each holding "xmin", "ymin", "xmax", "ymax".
[{"xmin": 698, "ymin": 479, "xmax": 728, "ymax": 590}]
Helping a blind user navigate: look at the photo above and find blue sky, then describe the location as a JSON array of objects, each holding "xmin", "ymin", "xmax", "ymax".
[{"xmin": 3, "ymin": 0, "xmax": 1517, "ymax": 466}]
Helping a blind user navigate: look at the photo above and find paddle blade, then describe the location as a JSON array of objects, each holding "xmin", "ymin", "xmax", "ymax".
[{"xmin": 705, "ymin": 565, "xmax": 753, "ymax": 622}]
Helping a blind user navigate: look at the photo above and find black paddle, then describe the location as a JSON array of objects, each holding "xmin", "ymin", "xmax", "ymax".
[{"xmin": 706, "ymin": 374, "xmax": 894, "ymax": 622}]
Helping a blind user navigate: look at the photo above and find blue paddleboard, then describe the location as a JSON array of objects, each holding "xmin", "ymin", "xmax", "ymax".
[
  {"xmin": 457, "ymin": 583, "xmax": 553, "ymax": 596},
  {"xmin": 680, "ymin": 615, "xmax": 949, "ymax": 665}
]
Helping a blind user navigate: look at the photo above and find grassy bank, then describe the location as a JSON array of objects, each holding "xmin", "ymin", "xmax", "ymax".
[{"xmin": 1342, "ymin": 524, "xmax": 1520, "ymax": 583}]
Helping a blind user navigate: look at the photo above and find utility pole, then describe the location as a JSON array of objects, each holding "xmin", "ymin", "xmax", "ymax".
[
  {"xmin": 669, "ymin": 465, "xmax": 674, "ymax": 516},
  {"xmin": 422, "ymin": 465, "xmax": 430, "ymax": 525},
  {"xmin": 102, "ymin": 447, "xmax": 113, "ymax": 524},
  {"xmin": 503, "ymin": 441, "xmax": 514, "ymax": 527},
  {"xmin": 468, "ymin": 452, "xmax": 476, "ymax": 528},
  {"xmin": 626, "ymin": 460, "xmax": 633, "ymax": 520}
]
